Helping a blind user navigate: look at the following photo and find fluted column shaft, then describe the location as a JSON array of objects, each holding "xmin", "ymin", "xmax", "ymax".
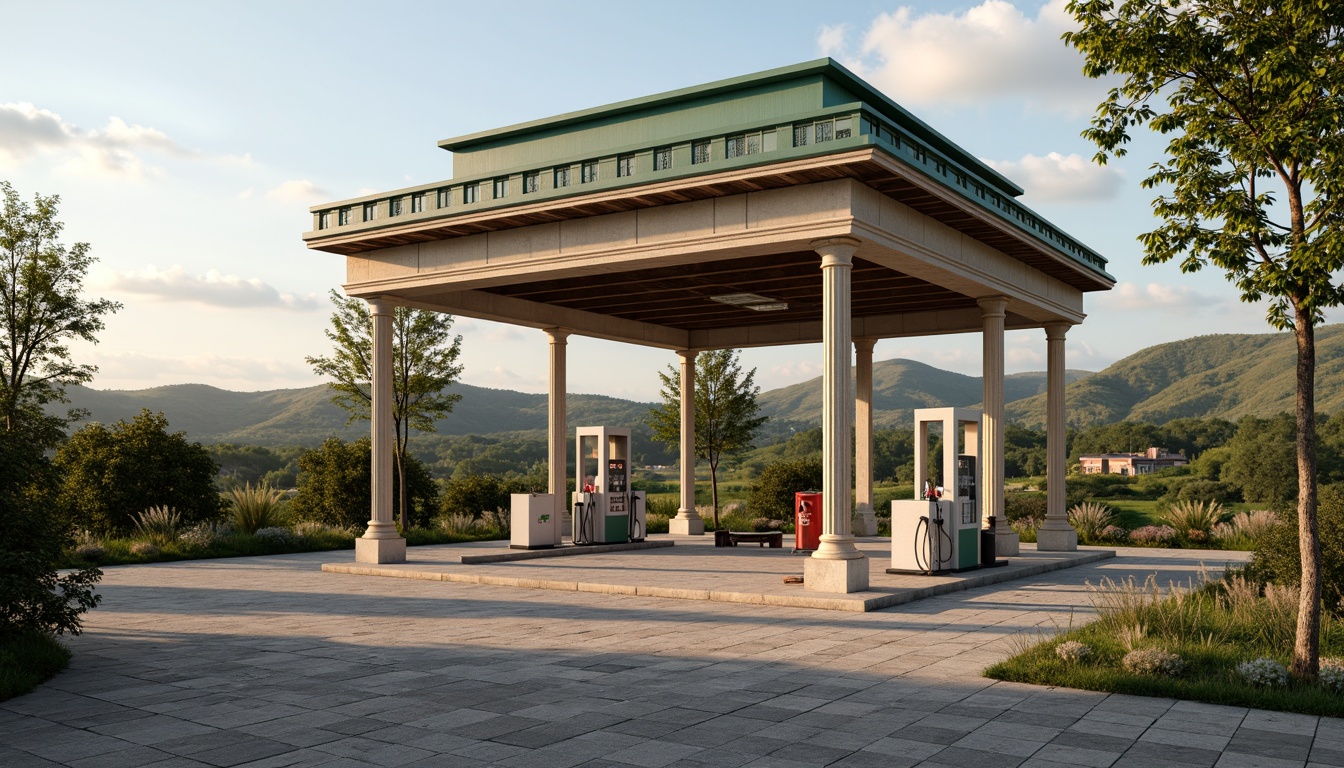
[
  {"xmin": 355, "ymin": 298, "xmax": 405, "ymax": 563},
  {"xmin": 853, "ymin": 338, "xmax": 877, "ymax": 537},
  {"xmin": 547, "ymin": 328, "xmax": 569, "ymax": 534},
  {"xmin": 670, "ymin": 350, "xmax": 704, "ymax": 535},
  {"xmin": 979, "ymin": 297, "xmax": 1008, "ymax": 528},
  {"xmin": 1038, "ymin": 322, "xmax": 1078, "ymax": 550},
  {"xmin": 814, "ymin": 242, "xmax": 860, "ymax": 561}
]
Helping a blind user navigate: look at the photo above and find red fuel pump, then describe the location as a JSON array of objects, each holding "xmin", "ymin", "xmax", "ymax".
[{"xmin": 794, "ymin": 491, "xmax": 822, "ymax": 552}]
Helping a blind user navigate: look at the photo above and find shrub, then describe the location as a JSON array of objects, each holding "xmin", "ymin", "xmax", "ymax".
[
  {"xmin": 178, "ymin": 522, "xmax": 223, "ymax": 548},
  {"xmin": 1068, "ymin": 502, "xmax": 1115, "ymax": 542},
  {"xmin": 442, "ymin": 473, "xmax": 511, "ymax": 517},
  {"xmin": 73, "ymin": 544, "xmax": 105, "ymax": 563},
  {"xmin": 745, "ymin": 458, "xmax": 822, "ymax": 520},
  {"xmin": 253, "ymin": 527, "xmax": 292, "ymax": 543},
  {"xmin": 1130, "ymin": 525, "xmax": 1177, "ymax": 545},
  {"xmin": 1175, "ymin": 479, "xmax": 1235, "ymax": 505},
  {"xmin": 1010, "ymin": 516, "xmax": 1039, "ymax": 543},
  {"xmin": 229, "ymin": 483, "xmax": 285, "ymax": 534},
  {"xmin": 1237, "ymin": 657, "xmax": 1289, "ymax": 687},
  {"xmin": 1321, "ymin": 658, "xmax": 1344, "ymax": 693},
  {"xmin": 1099, "ymin": 525, "xmax": 1129, "ymax": 542},
  {"xmin": 1055, "ymin": 640, "xmax": 1091, "ymax": 663},
  {"xmin": 54, "ymin": 410, "xmax": 223, "ymax": 536},
  {"xmin": 132, "ymin": 505, "xmax": 181, "ymax": 547},
  {"xmin": 0, "ymin": 430, "xmax": 101, "ymax": 640},
  {"xmin": 1247, "ymin": 483, "xmax": 1344, "ymax": 610},
  {"xmin": 646, "ymin": 496, "xmax": 679, "ymax": 518},
  {"xmin": 129, "ymin": 542, "xmax": 159, "ymax": 557},
  {"xmin": 1004, "ymin": 493, "xmax": 1048, "ymax": 523},
  {"xmin": 1212, "ymin": 510, "xmax": 1278, "ymax": 549},
  {"xmin": 291, "ymin": 437, "xmax": 437, "ymax": 529},
  {"xmin": 1161, "ymin": 499, "xmax": 1226, "ymax": 544},
  {"xmin": 1122, "ymin": 648, "xmax": 1185, "ymax": 676}
]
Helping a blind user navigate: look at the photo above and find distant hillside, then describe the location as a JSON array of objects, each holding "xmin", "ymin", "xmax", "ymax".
[
  {"xmin": 756, "ymin": 359, "xmax": 1094, "ymax": 431},
  {"xmin": 1006, "ymin": 324, "xmax": 1344, "ymax": 428},
  {"xmin": 60, "ymin": 382, "xmax": 657, "ymax": 447}
]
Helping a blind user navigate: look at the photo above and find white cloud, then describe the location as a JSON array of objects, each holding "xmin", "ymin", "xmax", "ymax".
[
  {"xmin": 984, "ymin": 152, "xmax": 1122, "ymax": 202},
  {"xmin": 264, "ymin": 179, "xmax": 328, "ymax": 203},
  {"xmin": 823, "ymin": 0, "xmax": 1109, "ymax": 115},
  {"xmin": 103, "ymin": 265, "xmax": 323, "ymax": 311},
  {"xmin": 0, "ymin": 102, "xmax": 249, "ymax": 179},
  {"xmin": 1097, "ymin": 282, "xmax": 1225, "ymax": 312}
]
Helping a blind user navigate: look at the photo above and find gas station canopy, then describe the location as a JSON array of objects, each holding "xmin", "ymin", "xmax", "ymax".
[{"xmin": 304, "ymin": 59, "xmax": 1112, "ymax": 347}]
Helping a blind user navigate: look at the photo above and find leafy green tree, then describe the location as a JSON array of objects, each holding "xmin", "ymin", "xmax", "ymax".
[
  {"xmin": 746, "ymin": 457, "xmax": 823, "ymax": 521},
  {"xmin": 0, "ymin": 424, "xmax": 101, "ymax": 641},
  {"xmin": 1069, "ymin": 421, "xmax": 1166, "ymax": 461},
  {"xmin": 290, "ymin": 436, "xmax": 437, "ymax": 529},
  {"xmin": 1004, "ymin": 424, "xmax": 1047, "ymax": 478},
  {"xmin": 1163, "ymin": 417, "xmax": 1237, "ymax": 460},
  {"xmin": 0, "ymin": 181, "xmax": 120, "ymax": 437},
  {"xmin": 1222, "ymin": 413, "xmax": 1342, "ymax": 506},
  {"xmin": 440, "ymin": 472, "xmax": 543, "ymax": 518},
  {"xmin": 1066, "ymin": 0, "xmax": 1344, "ymax": 677},
  {"xmin": 307, "ymin": 291, "xmax": 464, "ymax": 530},
  {"xmin": 54, "ymin": 410, "xmax": 222, "ymax": 536},
  {"xmin": 872, "ymin": 428, "xmax": 915, "ymax": 483},
  {"xmin": 647, "ymin": 349, "xmax": 767, "ymax": 527}
]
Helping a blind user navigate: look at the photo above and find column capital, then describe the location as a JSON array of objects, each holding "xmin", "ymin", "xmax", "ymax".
[
  {"xmin": 366, "ymin": 296, "xmax": 395, "ymax": 316},
  {"xmin": 545, "ymin": 327, "xmax": 571, "ymax": 344},
  {"xmin": 853, "ymin": 337, "xmax": 877, "ymax": 355},
  {"xmin": 977, "ymin": 295, "xmax": 1009, "ymax": 318},
  {"xmin": 1044, "ymin": 321, "xmax": 1072, "ymax": 341},
  {"xmin": 676, "ymin": 348, "xmax": 698, "ymax": 361},
  {"xmin": 812, "ymin": 236, "xmax": 861, "ymax": 268}
]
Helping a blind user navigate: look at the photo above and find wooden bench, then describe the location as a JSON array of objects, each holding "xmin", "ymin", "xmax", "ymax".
[{"xmin": 714, "ymin": 530, "xmax": 784, "ymax": 548}]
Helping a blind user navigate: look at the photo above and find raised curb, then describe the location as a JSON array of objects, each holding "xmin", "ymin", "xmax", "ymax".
[
  {"xmin": 322, "ymin": 549, "xmax": 1115, "ymax": 612},
  {"xmin": 459, "ymin": 539, "xmax": 673, "ymax": 564}
]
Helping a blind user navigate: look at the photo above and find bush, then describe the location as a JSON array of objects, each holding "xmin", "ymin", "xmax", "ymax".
[
  {"xmin": 1212, "ymin": 510, "xmax": 1278, "ymax": 549},
  {"xmin": 1237, "ymin": 657, "xmax": 1289, "ymax": 687},
  {"xmin": 1161, "ymin": 499, "xmax": 1226, "ymax": 544},
  {"xmin": 229, "ymin": 483, "xmax": 285, "ymax": 534},
  {"xmin": 1174, "ymin": 479, "xmax": 1236, "ymax": 505},
  {"xmin": 0, "ymin": 430, "xmax": 101, "ymax": 641},
  {"xmin": 291, "ymin": 437, "xmax": 437, "ymax": 529},
  {"xmin": 746, "ymin": 458, "xmax": 822, "ymax": 520},
  {"xmin": 1068, "ymin": 502, "xmax": 1115, "ymax": 542},
  {"xmin": 1130, "ymin": 525, "xmax": 1177, "ymax": 546},
  {"xmin": 54, "ymin": 410, "xmax": 223, "ymax": 536},
  {"xmin": 1247, "ymin": 483, "xmax": 1344, "ymax": 611},
  {"xmin": 132, "ymin": 506, "xmax": 181, "ymax": 547},
  {"xmin": 1004, "ymin": 492, "xmax": 1047, "ymax": 523},
  {"xmin": 1055, "ymin": 640, "xmax": 1091, "ymax": 663},
  {"xmin": 442, "ymin": 473, "xmax": 513, "ymax": 517},
  {"xmin": 1122, "ymin": 648, "xmax": 1186, "ymax": 676}
]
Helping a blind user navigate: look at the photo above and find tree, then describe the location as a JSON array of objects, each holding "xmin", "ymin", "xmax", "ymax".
[
  {"xmin": 0, "ymin": 421, "xmax": 101, "ymax": 641},
  {"xmin": 745, "ymin": 457, "xmax": 823, "ymax": 521},
  {"xmin": 307, "ymin": 291, "xmax": 463, "ymax": 529},
  {"xmin": 54, "ymin": 410, "xmax": 223, "ymax": 536},
  {"xmin": 1065, "ymin": 0, "xmax": 1344, "ymax": 678},
  {"xmin": 290, "ymin": 436, "xmax": 437, "ymax": 530},
  {"xmin": 647, "ymin": 349, "xmax": 766, "ymax": 527},
  {"xmin": 0, "ymin": 181, "xmax": 120, "ymax": 437}
]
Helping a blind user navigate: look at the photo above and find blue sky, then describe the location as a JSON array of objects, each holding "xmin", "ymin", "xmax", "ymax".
[{"xmin": 1, "ymin": 1, "xmax": 1302, "ymax": 401}]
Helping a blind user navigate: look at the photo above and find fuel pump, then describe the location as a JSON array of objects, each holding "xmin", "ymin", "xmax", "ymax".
[
  {"xmin": 889, "ymin": 408, "xmax": 982, "ymax": 574},
  {"xmin": 571, "ymin": 427, "xmax": 644, "ymax": 544}
]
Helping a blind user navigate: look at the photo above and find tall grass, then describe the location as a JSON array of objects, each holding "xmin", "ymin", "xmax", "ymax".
[
  {"xmin": 228, "ymin": 483, "xmax": 286, "ymax": 534},
  {"xmin": 133, "ymin": 506, "xmax": 181, "ymax": 546},
  {"xmin": 1213, "ymin": 510, "xmax": 1278, "ymax": 549},
  {"xmin": 1161, "ymin": 499, "xmax": 1226, "ymax": 544},
  {"xmin": 1068, "ymin": 502, "xmax": 1114, "ymax": 542}
]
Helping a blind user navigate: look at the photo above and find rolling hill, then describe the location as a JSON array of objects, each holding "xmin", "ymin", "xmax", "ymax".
[{"xmin": 57, "ymin": 323, "xmax": 1344, "ymax": 447}]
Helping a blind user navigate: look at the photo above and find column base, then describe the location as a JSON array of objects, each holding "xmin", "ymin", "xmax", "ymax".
[
  {"xmin": 669, "ymin": 514, "xmax": 704, "ymax": 536},
  {"xmin": 994, "ymin": 529, "xmax": 1021, "ymax": 557},
  {"xmin": 1036, "ymin": 524, "xmax": 1078, "ymax": 551},
  {"xmin": 355, "ymin": 536, "xmax": 406, "ymax": 564},
  {"xmin": 852, "ymin": 504, "xmax": 878, "ymax": 537},
  {"xmin": 804, "ymin": 555, "xmax": 870, "ymax": 593}
]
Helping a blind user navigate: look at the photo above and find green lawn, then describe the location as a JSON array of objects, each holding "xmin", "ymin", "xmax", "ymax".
[{"xmin": 0, "ymin": 631, "xmax": 70, "ymax": 702}]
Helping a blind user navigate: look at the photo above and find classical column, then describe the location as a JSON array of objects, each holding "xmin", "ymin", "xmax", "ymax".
[
  {"xmin": 355, "ymin": 297, "xmax": 406, "ymax": 564},
  {"xmin": 546, "ymin": 328, "xmax": 569, "ymax": 542},
  {"xmin": 978, "ymin": 296, "xmax": 1018, "ymax": 556},
  {"xmin": 853, "ymin": 337, "xmax": 878, "ymax": 537},
  {"xmin": 805, "ymin": 237, "xmax": 869, "ymax": 593},
  {"xmin": 1037, "ymin": 322, "xmax": 1078, "ymax": 550},
  {"xmin": 669, "ymin": 349, "xmax": 704, "ymax": 535}
]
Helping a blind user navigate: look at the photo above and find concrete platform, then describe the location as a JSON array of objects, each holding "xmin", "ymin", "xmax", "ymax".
[{"xmin": 323, "ymin": 534, "xmax": 1113, "ymax": 612}]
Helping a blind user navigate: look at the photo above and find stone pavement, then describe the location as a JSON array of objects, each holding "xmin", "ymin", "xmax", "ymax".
[{"xmin": 4, "ymin": 542, "xmax": 1342, "ymax": 768}]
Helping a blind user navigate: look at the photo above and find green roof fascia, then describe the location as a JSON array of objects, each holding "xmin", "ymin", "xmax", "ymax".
[{"xmin": 440, "ymin": 58, "xmax": 1024, "ymax": 199}]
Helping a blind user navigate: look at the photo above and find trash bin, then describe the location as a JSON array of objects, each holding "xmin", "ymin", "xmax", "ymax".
[
  {"xmin": 794, "ymin": 491, "xmax": 823, "ymax": 552},
  {"xmin": 981, "ymin": 516, "xmax": 998, "ymax": 566}
]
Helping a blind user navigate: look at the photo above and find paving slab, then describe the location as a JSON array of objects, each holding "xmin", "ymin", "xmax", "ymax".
[
  {"xmin": 8, "ymin": 543, "xmax": 1335, "ymax": 768},
  {"xmin": 323, "ymin": 535, "xmax": 1114, "ymax": 612}
]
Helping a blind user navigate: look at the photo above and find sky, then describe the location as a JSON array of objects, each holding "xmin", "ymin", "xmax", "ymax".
[{"xmin": 1, "ymin": 0, "xmax": 1317, "ymax": 403}]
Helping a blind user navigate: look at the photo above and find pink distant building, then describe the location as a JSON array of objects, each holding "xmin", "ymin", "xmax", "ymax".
[{"xmin": 1078, "ymin": 447, "xmax": 1187, "ymax": 476}]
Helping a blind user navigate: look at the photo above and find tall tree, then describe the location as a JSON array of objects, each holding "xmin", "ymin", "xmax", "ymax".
[
  {"xmin": 1065, "ymin": 0, "xmax": 1344, "ymax": 679},
  {"xmin": 307, "ymin": 291, "xmax": 463, "ymax": 529},
  {"xmin": 647, "ymin": 348, "xmax": 766, "ymax": 527},
  {"xmin": 0, "ymin": 181, "xmax": 120, "ymax": 439}
]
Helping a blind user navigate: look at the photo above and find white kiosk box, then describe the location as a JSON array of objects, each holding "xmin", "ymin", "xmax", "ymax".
[
  {"xmin": 510, "ymin": 493, "xmax": 560, "ymax": 549},
  {"xmin": 889, "ymin": 407, "xmax": 983, "ymax": 574},
  {"xmin": 572, "ymin": 426, "xmax": 646, "ymax": 544}
]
